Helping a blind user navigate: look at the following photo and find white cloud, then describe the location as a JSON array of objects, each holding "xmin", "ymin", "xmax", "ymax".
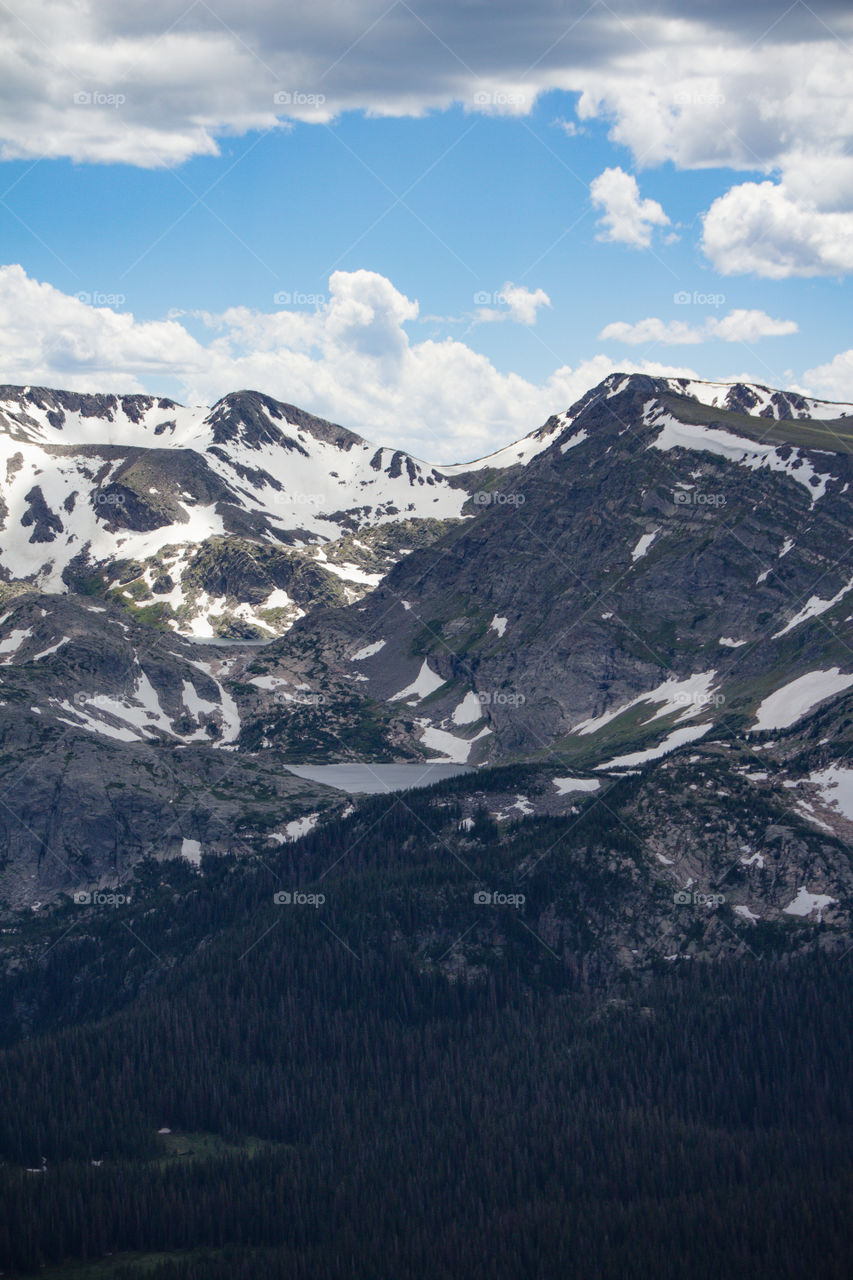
[
  {"xmin": 600, "ymin": 318, "xmax": 703, "ymax": 346},
  {"xmin": 1, "ymin": 4, "xmax": 852, "ymax": 282},
  {"xmin": 702, "ymin": 180, "xmax": 853, "ymax": 279},
  {"xmin": 0, "ymin": 263, "xmax": 702, "ymax": 462},
  {"xmin": 801, "ymin": 350, "xmax": 853, "ymax": 405},
  {"xmin": 0, "ymin": 3, "xmax": 847, "ymax": 180},
  {"xmin": 500, "ymin": 282, "xmax": 551, "ymax": 325},
  {"xmin": 709, "ymin": 309, "xmax": 797, "ymax": 342},
  {"xmin": 600, "ymin": 309, "xmax": 798, "ymax": 345},
  {"xmin": 589, "ymin": 168, "xmax": 670, "ymax": 249},
  {"xmin": 472, "ymin": 283, "xmax": 551, "ymax": 326}
]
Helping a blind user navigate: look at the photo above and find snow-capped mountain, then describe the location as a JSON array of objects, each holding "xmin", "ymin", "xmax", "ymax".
[
  {"xmin": 272, "ymin": 371, "xmax": 853, "ymax": 774},
  {"xmin": 2, "ymin": 377, "xmax": 851, "ymax": 641},
  {"xmin": 0, "ymin": 386, "xmax": 486, "ymax": 635},
  {"xmin": 4, "ymin": 370, "xmax": 853, "ymax": 940}
]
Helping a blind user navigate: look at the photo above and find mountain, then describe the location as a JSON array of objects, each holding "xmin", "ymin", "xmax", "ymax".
[
  {"xmin": 4, "ymin": 372, "xmax": 853, "ymax": 1278},
  {"xmin": 0, "ymin": 384, "xmax": 555, "ymax": 638},
  {"xmin": 272, "ymin": 371, "xmax": 853, "ymax": 765},
  {"xmin": 3, "ymin": 370, "xmax": 853, "ymax": 951}
]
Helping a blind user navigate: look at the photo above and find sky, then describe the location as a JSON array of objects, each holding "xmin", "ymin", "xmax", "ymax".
[{"xmin": 0, "ymin": 0, "xmax": 851, "ymax": 462}]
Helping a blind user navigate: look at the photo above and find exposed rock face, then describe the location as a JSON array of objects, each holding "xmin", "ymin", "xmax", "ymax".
[
  {"xmin": 278, "ymin": 375, "xmax": 853, "ymax": 764},
  {"xmin": 2, "ymin": 371, "xmax": 853, "ymax": 963},
  {"xmin": 0, "ymin": 594, "xmax": 345, "ymax": 909},
  {"xmin": 0, "ymin": 385, "xmax": 493, "ymax": 637}
]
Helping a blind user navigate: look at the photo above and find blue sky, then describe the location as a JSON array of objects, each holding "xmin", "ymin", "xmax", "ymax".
[{"xmin": 0, "ymin": 1, "xmax": 851, "ymax": 460}]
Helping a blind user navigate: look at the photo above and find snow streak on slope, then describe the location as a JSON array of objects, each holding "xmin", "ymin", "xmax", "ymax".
[
  {"xmin": 751, "ymin": 669, "xmax": 853, "ymax": 731},
  {"xmin": 646, "ymin": 404, "xmax": 836, "ymax": 503},
  {"xmin": 661, "ymin": 378, "xmax": 853, "ymax": 421}
]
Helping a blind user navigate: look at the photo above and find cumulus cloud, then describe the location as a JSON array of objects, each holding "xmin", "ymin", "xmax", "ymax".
[
  {"xmin": 499, "ymin": 283, "xmax": 551, "ymax": 325},
  {"xmin": 0, "ymin": 263, "xmax": 703, "ymax": 462},
  {"xmin": 801, "ymin": 350, "xmax": 853, "ymax": 406},
  {"xmin": 472, "ymin": 283, "xmax": 551, "ymax": 326},
  {"xmin": 1, "ymin": 3, "xmax": 851, "ymax": 279},
  {"xmin": 600, "ymin": 309, "xmax": 798, "ymax": 345},
  {"xmin": 702, "ymin": 181, "xmax": 853, "ymax": 278},
  {"xmin": 0, "ymin": 1, "xmax": 848, "ymax": 177},
  {"xmin": 589, "ymin": 168, "xmax": 670, "ymax": 249},
  {"xmin": 600, "ymin": 318, "xmax": 703, "ymax": 346}
]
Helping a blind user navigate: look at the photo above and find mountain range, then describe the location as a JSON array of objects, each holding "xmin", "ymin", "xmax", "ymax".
[{"xmin": 1, "ymin": 371, "xmax": 853, "ymax": 963}]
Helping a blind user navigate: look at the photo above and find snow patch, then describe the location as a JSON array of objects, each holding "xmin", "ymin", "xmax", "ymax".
[
  {"xmin": 552, "ymin": 777, "xmax": 601, "ymax": 795},
  {"xmin": 783, "ymin": 887, "xmax": 836, "ymax": 921},
  {"xmin": 631, "ymin": 530, "xmax": 658, "ymax": 561},
  {"xmin": 452, "ymin": 692, "xmax": 483, "ymax": 725},
  {"xmin": 595, "ymin": 723, "xmax": 711, "ymax": 770},
  {"xmin": 351, "ymin": 640, "xmax": 386, "ymax": 660},
  {"xmin": 751, "ymin": 669, "xmax": 853, "ymax": 731},
  {"xmin": 181, "ymin": 839, "xmax": 202, "ymax": 866},
  {"xmin": 390, "ymin": 660, "xmax": 446, "ymax": 703}
]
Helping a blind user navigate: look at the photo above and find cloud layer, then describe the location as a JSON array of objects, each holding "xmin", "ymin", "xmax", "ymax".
[
  {"xmin": 1, "ymin": 3, "xmax": 852, "ymax": 277},
  {"xmin": 600, "ymin": 309, "xmax": 798, "ymax": 345},
  {"xmin": 0, "ymin": 263, "xmax": 707, "ymax": 461}
]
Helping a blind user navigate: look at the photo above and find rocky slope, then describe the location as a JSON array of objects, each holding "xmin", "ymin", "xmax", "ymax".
[
  {"xmin": 273, "ymin": 372, "xmax": 853, "ymax": 768},
  {"xmin": 3, "ymin": 371, "xmax": 853, "ymax": 964},
  {"xmin": 0, "ymin": 385, "xmax": 567, "ymax": 638}
]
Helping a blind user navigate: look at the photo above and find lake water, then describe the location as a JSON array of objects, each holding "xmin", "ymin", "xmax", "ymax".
[{"xmin": 284, "ymin": 763, "xmax": 473, "ymax": 794}]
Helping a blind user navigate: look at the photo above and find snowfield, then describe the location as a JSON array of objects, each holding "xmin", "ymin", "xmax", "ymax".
[{"xmin": 751, "ymin": 669, "xmax": 853, "ymax": 731}]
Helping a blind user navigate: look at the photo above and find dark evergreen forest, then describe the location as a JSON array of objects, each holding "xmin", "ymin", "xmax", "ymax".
[{"xmin": 1, "ymin": 769, "xmax": 850, "ymax": 1278}]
